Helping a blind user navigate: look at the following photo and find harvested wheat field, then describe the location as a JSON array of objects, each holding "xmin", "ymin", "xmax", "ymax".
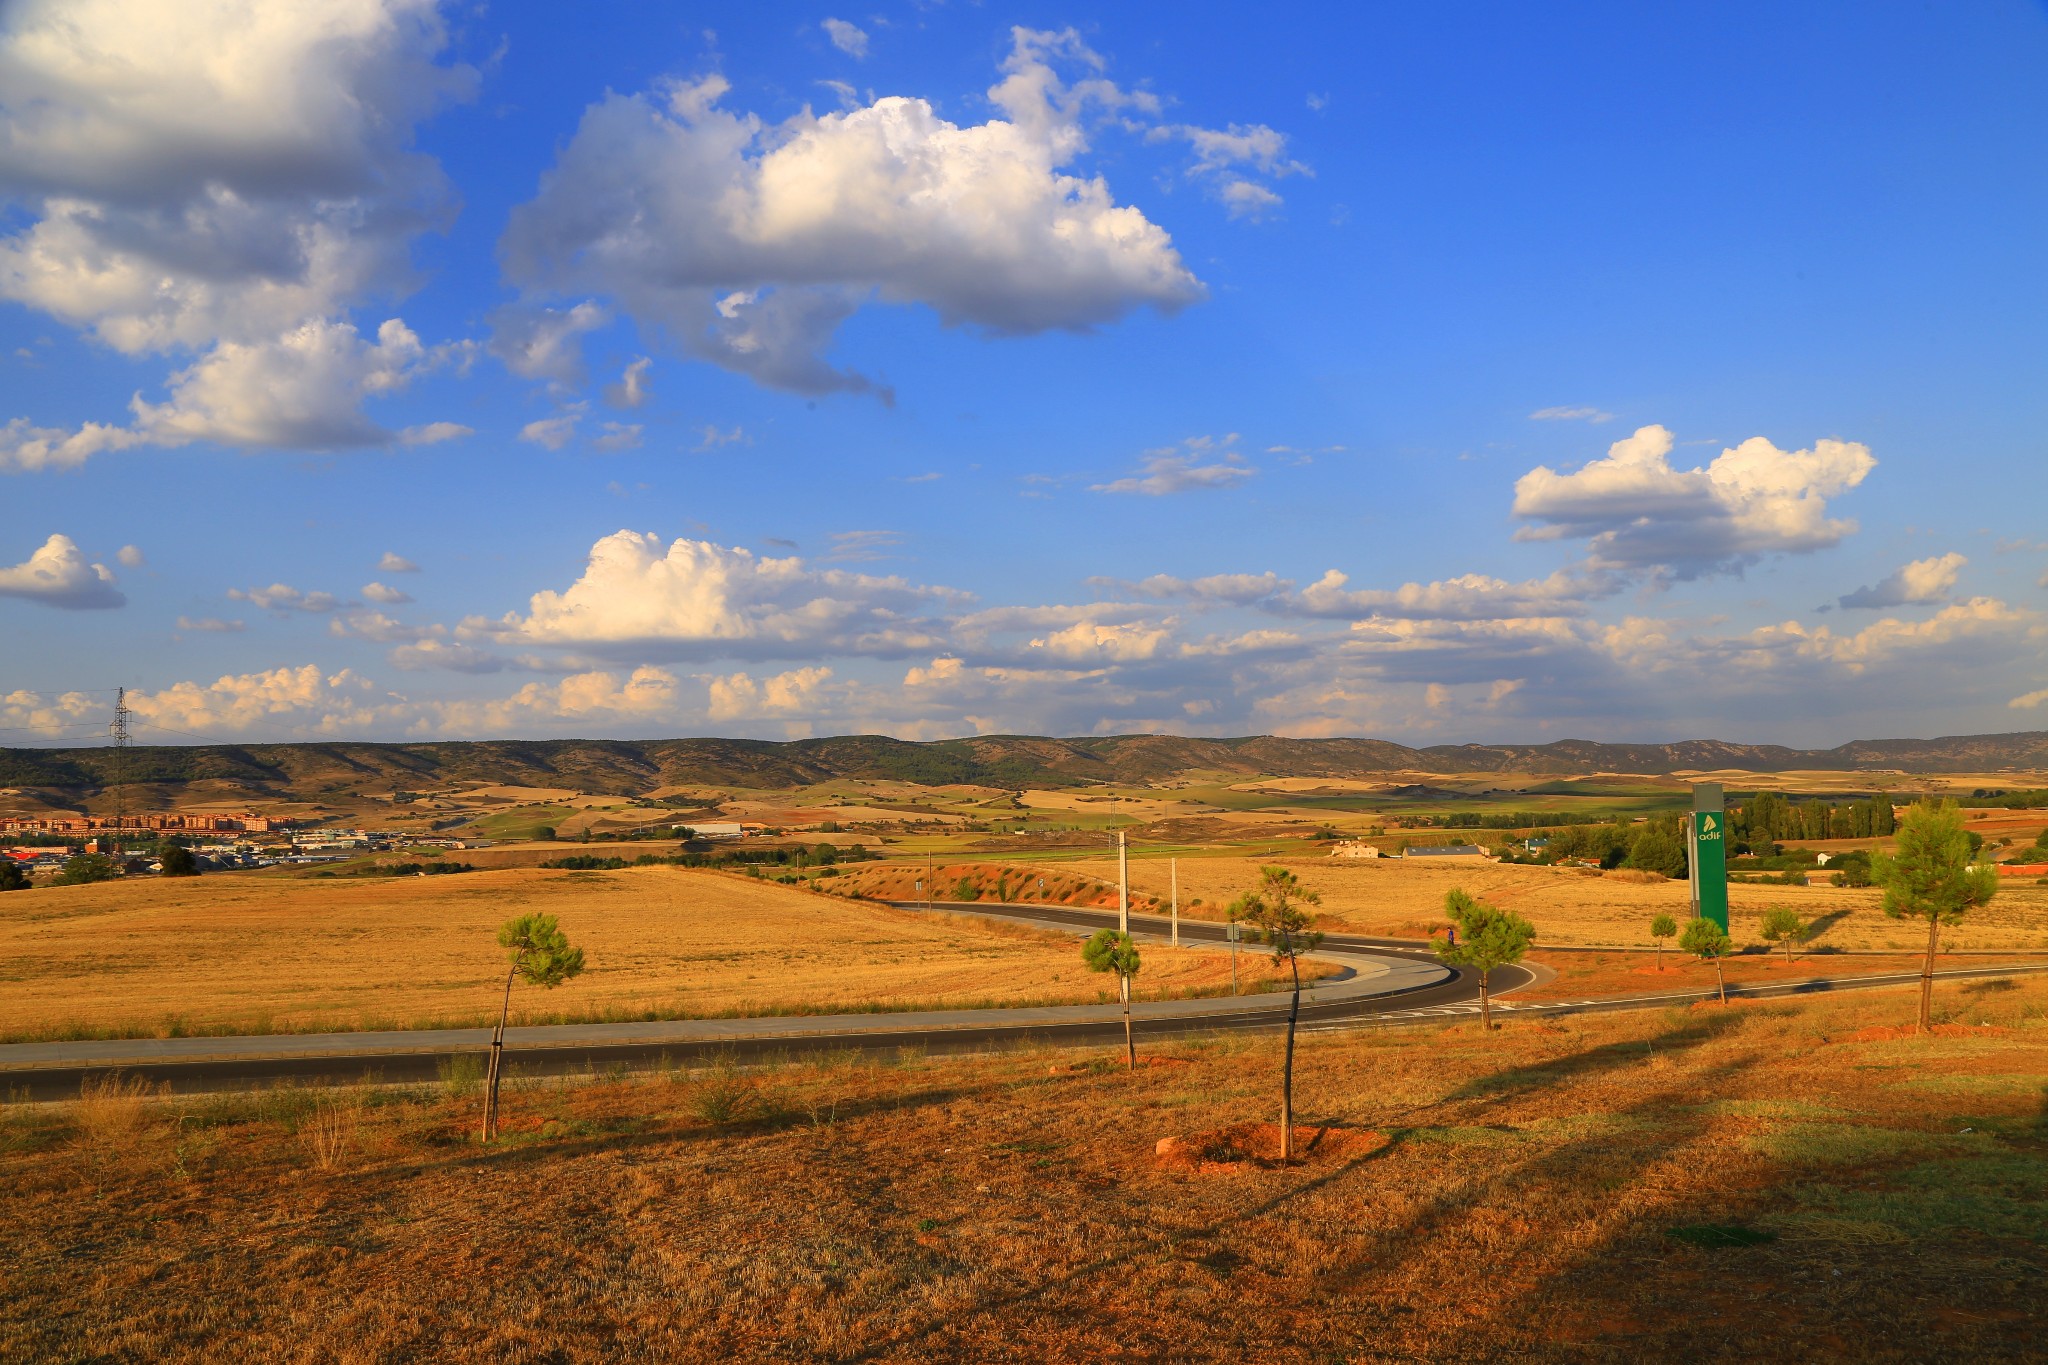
[
  {"xmin": 5, "ymin": 975, "xmax": 2043, "ymax": 1361},
  {"xmin": 1038, "ymin": 854, "xmax": 2048, "ymax": 952},
  {"xmin": 0, "ymin": 866, "xmax": 1304, "ymax": 1042}
]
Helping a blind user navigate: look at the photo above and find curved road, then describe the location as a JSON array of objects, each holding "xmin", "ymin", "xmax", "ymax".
[
  {"xmin": 0, "ymin": 899, "xmax": 1499, "ymax": 1099},
  {"xmin": 5, "ymin": 897, "xmax": 2041, "ymax": 1101}
]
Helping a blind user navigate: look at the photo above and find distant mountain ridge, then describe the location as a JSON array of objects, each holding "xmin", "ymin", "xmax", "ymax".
[{"xmin": 5, "ymin": 730, "xmax": 2048, "ymax": 804}]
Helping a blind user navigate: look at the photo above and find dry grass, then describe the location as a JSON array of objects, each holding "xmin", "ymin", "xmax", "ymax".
[
  {"xmin": 3, "ymin": 976, "xmax": 2043, "ymax": 1361},
  {"xmin": 1040, "ymin": 853, "xmax": 2048, "ymax": 951},
  {"xmin": 299, "ymin": 1096, "xmax": 361, "ymax": 1172},
  {"xmin": 1515, "ymin": 950, "xmax": 2019, "ymax": 1001},
  {"xmin": 0, "ymin": 866, "xmax": 1289, "ymax": 1041}
]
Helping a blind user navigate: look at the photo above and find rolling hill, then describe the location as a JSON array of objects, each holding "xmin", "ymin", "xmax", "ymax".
[{"xmin": 6, "ymin": 729, "xmax": 2048, "ymax": 808}]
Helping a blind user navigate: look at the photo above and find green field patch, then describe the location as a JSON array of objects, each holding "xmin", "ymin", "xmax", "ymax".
[
  {"xmin": 1692, "ymin": 1098, "xmax": 1856, "ymax": 1121},
  {"xmin": 1745, "ymin": 1122, "xmax": 1960, "ymax": 1166},
  {"xmin": 1788, "ymin": 1153, "xmax": 2048, "ymax": 1242},
  {"xmin": 1403, "ymin": 1124, "xmax": 1529, "ymax": 1147}
]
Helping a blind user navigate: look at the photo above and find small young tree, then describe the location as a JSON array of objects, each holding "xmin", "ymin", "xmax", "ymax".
[
  {"xmin": 483, "ymin": 914, "xmax": 585, "ymax": 1141},
  {"xmin": 1435, "ymin": 889, "xmax": 1536, "ymax": 1031},
  {"xmin": 1229, "ymin": 866, "xmax": 1323, "ymax": 1162},
  {"xmin": 1871, "ymin": 799, "xmax": 1999, "ymax": 1033},
  {"xmin": 1681, "ymin": 917, "xmax": 1733, "ymax": 1003},
  {"xmin": 1758, "ymin": 906, "xmax": 1805, "ymax": 965},
  {"xmin": 159, "ymin": 844, "xmax": 200, "ymax": 877},
  {"xmin": 1649, "ymin": 913, "xmax": 1677, "ymax": 971},
  {"xmin": 1082, "ymin": 928, "xmax": 1143, "ymax": 1070}
]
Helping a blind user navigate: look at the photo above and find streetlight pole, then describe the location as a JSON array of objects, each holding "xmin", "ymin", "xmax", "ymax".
[
  {"xmin": 1117, "ymin": 829, "xmax": 1129, "ymax": 934},
  {"xmin": 1170, "ymin": 856, "xmax": 1179, "ymax": 948}
]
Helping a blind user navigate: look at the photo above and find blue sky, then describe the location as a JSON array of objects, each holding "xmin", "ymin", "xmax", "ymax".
[{"xmin": 3, "ymin": 0, "xmax": 2046, "ymax": 748}]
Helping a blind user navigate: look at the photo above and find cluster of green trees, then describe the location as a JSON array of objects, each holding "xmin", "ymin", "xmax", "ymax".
[
  {"xmin": 1729, "ymin": 791, "xmax": 1896, "ymax": 846},
  {"xmin": 1966, "ymin": 788, "xmax": 2048, "ymax": 810},
  {"xmin": 1644, "ymin": 800, "xmax": 1995, "ymax": 1032},
  {"xmin": 1526, "ymin": 815, "xmax": 1689, "ymax": 877}
]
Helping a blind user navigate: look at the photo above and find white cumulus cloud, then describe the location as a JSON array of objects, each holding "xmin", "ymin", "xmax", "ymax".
[
  {"xmin": 1511, "ymin": 424, "xmax": 1876, "ymax": 576},
  {"xmin": 498, "ymin": 29, "xmax": 1204, "ymax": 398},
  {"xmin": 476, "ymin": 529, "xmax": 963, "ymax": 659},
  {"xmin": 1837, "ymin": 552, "xmax": 1966, "ymax": 610},
  {"xmin": 0, "ymin": 0, "xmax": 476, "ymax": 466},
  {"xmin": 361, "ymin": 581, "xmax": 414, "ymax": 605},
  {"xmin": 0, "ymin": 533, "xmax": 123, "ymax": 608}
]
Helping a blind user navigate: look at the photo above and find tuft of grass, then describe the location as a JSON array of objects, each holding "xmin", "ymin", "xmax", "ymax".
[
  {"xmin": 438, "ymin": 1053, "xmax": 485, "ymax": 1099},
  {"xmin": 690, "ymin": 1065, "xmax": 757, "ymax": 1124},
  {"xmin": 73, "ymin": 1072, "xmax": 156, "ymax": 1151},
  {"xmin": 300, "ymin": 1096, "xmax": 361, "ymax": 1172}
]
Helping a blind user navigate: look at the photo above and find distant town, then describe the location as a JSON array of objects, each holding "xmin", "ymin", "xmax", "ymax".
[{"xmin": 0, "ymin": 808, "xmax": 765, "ymax": 879}]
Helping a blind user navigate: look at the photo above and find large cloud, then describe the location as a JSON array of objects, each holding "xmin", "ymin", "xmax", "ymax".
[
  {"xmin": 1511, "ymin": 424, "xmax": 1876, "ymax": 576},
  {"xmin": 475, "ymin": 530, "xmax": 964, "ymax": 659},
  {"xmin": 0, "ymin": 0, "xmax": 474, "ymax": 466},
  {"xmin": 0, "ymin": 533, "xmax": 124, "ymax": 608},
  {"xmin": 497, "ymin": 29, "xmax": 1206, "ymax": 397}
]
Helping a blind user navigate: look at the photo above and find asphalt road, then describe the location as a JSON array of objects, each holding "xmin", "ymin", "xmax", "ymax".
[
  {"xmin": 5, "ymin": 895, "xmax": 2041, "ymax": 1101},
  {"xmin": 0, "ymin": 899, "xmax": 1491, "ymax": 1099}
]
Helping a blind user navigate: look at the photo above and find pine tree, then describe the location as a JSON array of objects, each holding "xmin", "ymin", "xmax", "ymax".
[{"xmin": 1871, "ymin": 800, "xmax": 1997, "ymax": 1033}]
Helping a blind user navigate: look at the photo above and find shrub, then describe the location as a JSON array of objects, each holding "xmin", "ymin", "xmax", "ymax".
[{"xmin": 54, "ymin": 853, "xmax": 120, "ymax": 886}]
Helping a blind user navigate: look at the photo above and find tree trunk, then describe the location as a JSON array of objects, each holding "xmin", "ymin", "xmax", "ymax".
[
  {"xmin": 1655, "ymin": 940, "xmax": 1663, "ymax": 972},
  {"xmin": 1121, "ymin": 973, "xmax": 1135, "ymax": 1071},
  {"xmin": 1919, "ymin": 913, "xmax": 1941, "ymax": 1034},
  {"xmin": 1479, "ymin": 967, "xmax": 1493, "ymax": 1030},
  {"xmin": 1713, "ymin": 954, "xmax": 1726, "ymax": 1004},
  {"xmin": 1281, "ymin": 955, "xmax": 1300, "ymax": 1162},
  {"xmin": 483, "ymin": 962, "xmax": 518, "ymax": 1142}
]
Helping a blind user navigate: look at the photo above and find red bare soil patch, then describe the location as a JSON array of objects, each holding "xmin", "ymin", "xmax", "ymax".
[
  {"xmin": 1154, "ymin": 1122, "xmax": 1386, "ymax": 1172},
  {"xmin": 1845, "ymin": 1023, "xmax": 2012, "ymax": 1042}
]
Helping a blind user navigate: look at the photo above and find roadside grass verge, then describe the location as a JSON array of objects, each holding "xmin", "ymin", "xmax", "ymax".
[{"xmin": 3, "ymin": 974, "xmax": 2044, "ymax": 1361}]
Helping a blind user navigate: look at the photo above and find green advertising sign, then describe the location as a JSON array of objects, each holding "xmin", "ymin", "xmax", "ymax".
[{"xmin": 1689, "ymin": 784, "xmax": 1729, "ymax": 932}]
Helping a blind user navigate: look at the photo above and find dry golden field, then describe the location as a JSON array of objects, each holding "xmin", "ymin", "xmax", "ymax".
[
  {"xmin": 1033, "ymin": 854, "xmax": 2048, "ymax": 952},
  {"xmin": 5, "ymin": 976, "xmax": 2043, "ymax": 1361},
  {"xmin": 0, "ymin": 867, "xmax": 1303, "ymax": 1042}
]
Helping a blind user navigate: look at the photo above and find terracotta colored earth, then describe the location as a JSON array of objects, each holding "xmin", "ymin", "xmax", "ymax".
[{"xmin": 1154, "ymin": 1122, "xmax": 1387, "ymax": 1172}]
